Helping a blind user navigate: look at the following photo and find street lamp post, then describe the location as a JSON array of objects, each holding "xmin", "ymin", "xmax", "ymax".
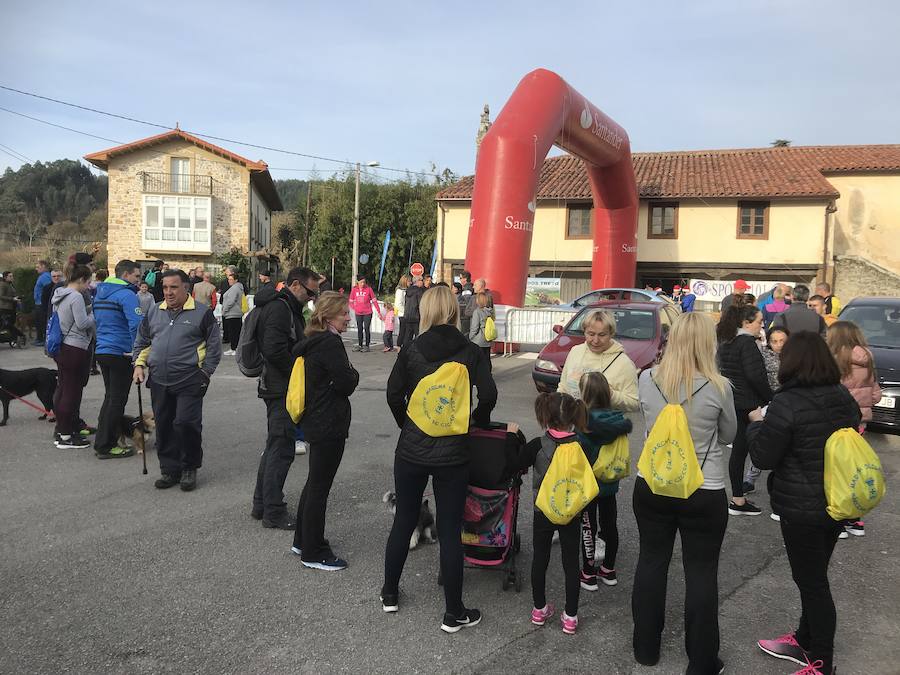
[{"xmin": 353, "ymin": 161, "xmax": 379, "ymax": 282}]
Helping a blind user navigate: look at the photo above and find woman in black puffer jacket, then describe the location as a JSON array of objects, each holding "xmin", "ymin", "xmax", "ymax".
[
  {"xmin": 291, "ymin": 292, "xmax": 359, "ymax": 571},
  {"xmin": 382, "ymin": 285, "xmax": 497, "ymax": 633},
  {"xmin": 747, "ymin": 332, "xmax": 860, "ymax": 675},
  {"xmin": 716, "ymin": 303, "xmax": 773, "ymax": 515}
]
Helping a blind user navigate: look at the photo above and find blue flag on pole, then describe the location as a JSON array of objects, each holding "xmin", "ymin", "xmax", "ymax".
[
  {"xmin": 429, "ymin": 239, "xmax": 438, "ymax": 277},
  {"xmin": 378, "ymin": 230, "xmax": 391, "ymax": 292}
]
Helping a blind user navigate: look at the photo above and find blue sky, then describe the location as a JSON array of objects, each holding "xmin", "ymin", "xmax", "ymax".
[{"xmin": 1, "ymin": 0, "xmax": 898, "ymax": 182}]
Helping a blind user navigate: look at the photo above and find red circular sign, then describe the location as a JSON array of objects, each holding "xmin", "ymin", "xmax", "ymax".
[{"xmin": 410, "ymin": 262, "xmax": 425, "ymax": 277}]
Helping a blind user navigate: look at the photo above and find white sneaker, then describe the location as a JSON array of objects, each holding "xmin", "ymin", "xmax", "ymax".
[
  {"xmin": 838, "ymin": 530, "xmax": 849, "ymax": 539},
  {"xmin": 295, "ymin": 440, "xmax": 308, "ymax": 455},
  {"xmin": 770, "ymin": 513, "xmax": 781, "ymax": 522},
  {"xmin": 223, "ymin": 349, "xmax": 236, "ymax": 356}
]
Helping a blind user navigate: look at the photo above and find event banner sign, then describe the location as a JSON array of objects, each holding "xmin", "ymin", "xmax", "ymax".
[
  {"xmin": 525, "ymin": 277, "xmax": 561, "ymax": 306},
  {"xmin": 688, "ymin": 279, "xmax": 784, "ymax": 303}
]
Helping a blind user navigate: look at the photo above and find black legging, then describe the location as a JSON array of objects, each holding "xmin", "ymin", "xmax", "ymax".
[
  {"xmin": 581, "ymin": 493, "xmax": 619, "ymax": 570},
  {"xmin": 356, "ymin": 312, "xmax": 372, "ymax": 347},
  {"xmin": 383, "ymin": 456, "xmax": 468, "ymax": 615},
  {"xmin": 223, "ymin": 317, "xmax": 242, "ymax": 350},
  {"xmin": 532, "ymin": 509, "xmax": 581, "ymax": 616},
  {"xmin": 293, "ymin": 438, "xmax": 346, "ymax": 562},
  {"xmin": 728, "ymin": 410, "xmax": 753, "ymax": 498}
]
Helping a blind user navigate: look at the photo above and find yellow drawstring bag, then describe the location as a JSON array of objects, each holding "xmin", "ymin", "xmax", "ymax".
[
  {"xmin": 824, "ymin": 428, "xmax": 886, "ymax": 521},
  {"xmin": 592, "ymin": 434, "xmax": 631, "ymax": 483},
  {"xmin": 483, "ymin": 316, "xmax": 497, "ymax": 342},
  {"xmin": 406, "ymin": 362, "xmax": 470, "ymax": 437},
  {"xmin": 535, "ymin": 441, "xmax": 600, "ymax": 525},
  {"xmin": 637, "ymin": 404, "xmax": 704, "ymax": 499},
  {"xmin": 241, "ymin": 294, "xmax": 249, "ymax": 314},
  {"xmin": 286, "ymin": 356, "xmax": 305, "ymax": 423}
]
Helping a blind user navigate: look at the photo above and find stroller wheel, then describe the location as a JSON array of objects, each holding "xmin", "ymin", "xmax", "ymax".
[
  {"xmin": 514, "ymin": 570, "xmax": 522, "ymax": 593},
  {"xmin": 514, "ymin": 533, "xmax": 521, "ymax": 554},
  {"xmin": 502, "ymin": 572, "xmax": 511, "ymax": 591},
  {"xmin": 437, "ymin": 569, "xmax": 443, "ymax": 586}
]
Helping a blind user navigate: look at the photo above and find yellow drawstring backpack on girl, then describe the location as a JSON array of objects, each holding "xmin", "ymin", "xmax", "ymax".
[
  {"xmin": 592, "ymin": 434, "xmax": 631, "ymax": 483},
  {"xmin": 535, "ymin": 441, "xmax": 599, "ymax": 525}
]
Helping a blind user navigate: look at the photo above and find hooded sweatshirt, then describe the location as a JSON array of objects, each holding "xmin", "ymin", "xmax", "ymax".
[
  {"xmin": 51, "ymin": 286, "xmax": 95, "ymax": 350},
  {"xmin": 387, "ymin": 323, "xmax": 497, "ymax": 466},
  {"xmin": 577, "ymin": 409, "xmax": 634, "ymax": 497},
  {"xmin": 94, "ymin": 277, "xmax": 143, "ymax": 356},
  {"xmin": 558, "ymin": 340, "xmax": 640, "ymax": 412}
]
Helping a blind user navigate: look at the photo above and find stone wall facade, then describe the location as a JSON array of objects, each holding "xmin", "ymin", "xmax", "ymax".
[
  {"xmin": 833, "ymin": 255, "xmax": 900, "ymax": 302},
  {"xmin": 106, "ymin": 139, "xmax": 253, "ymax": 269}
]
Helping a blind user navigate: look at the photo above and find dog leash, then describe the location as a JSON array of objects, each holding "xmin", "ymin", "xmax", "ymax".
[
  {"xmin": 136, "ymin": 381, "xmax": 148, "ymax": 475},
  {"xmin": 0, "ymin": 386, "xmax": 52, "ymax": 416}
]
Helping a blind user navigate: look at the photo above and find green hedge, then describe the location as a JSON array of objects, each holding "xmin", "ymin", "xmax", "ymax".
[{"xmin": 12, "ymin": 268, "xmax": 38, "ymax": 313}]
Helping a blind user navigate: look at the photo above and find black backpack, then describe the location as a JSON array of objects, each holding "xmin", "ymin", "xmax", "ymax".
[{"xmin": 235, "ymin": 297, "xmax": 295, "ymax": 377}]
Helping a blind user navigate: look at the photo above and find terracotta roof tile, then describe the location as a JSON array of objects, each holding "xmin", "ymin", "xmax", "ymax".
[
  {"xmin": 84, "ymin": 128, "xmax": 268, "ymax": 172},
  {"xmin": 436, "ymin": 145, "xmax": 900, "ymax": 201}
]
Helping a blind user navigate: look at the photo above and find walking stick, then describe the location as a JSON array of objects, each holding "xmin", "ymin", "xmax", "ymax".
[{"xmin": 136, "ymin": 381, "xmax": 148, "ymax": 475}]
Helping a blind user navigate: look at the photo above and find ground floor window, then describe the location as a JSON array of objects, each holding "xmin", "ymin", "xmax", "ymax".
[{"xmin": 142, "ymin": 195, "xmax": 212, "ymax": 253}]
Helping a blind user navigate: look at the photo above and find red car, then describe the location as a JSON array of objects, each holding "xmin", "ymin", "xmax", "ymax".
[{"xmin": 532, "ymin": 301, "xmax": 680, "ymax": 393}]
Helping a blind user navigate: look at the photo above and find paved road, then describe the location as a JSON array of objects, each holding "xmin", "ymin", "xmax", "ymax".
[{"xmin": 1, "ymin": 341, "xmax": 898, "ymax": 674}]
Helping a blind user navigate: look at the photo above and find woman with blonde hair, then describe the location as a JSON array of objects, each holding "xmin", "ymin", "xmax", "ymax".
[
  {"xmin": 633, "ymin": 312, "xmax": 736, "ymax": 674},
  {"xmin": 290, "ymin": 292, "xmax": 359, "ymax": 571},
  {"xmin": 558, "ymin": 309, "xmax": 639, "ymax": 411},
  {"xmin": 468, "ymin": 291, "xmax": 495, "ymax": 367},
  {"xmin": 383, "ymin": 284, "xmax": 497, "ymax": 631}
]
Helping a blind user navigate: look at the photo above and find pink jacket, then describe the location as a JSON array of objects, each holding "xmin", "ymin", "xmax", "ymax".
[
  {"xmin": 383, "ymin": 309, "xmax": 395, "ymax": 331},
  {"xmin": 841, "ymin": 346, "xmax": 882, "ymax": 422},
  {"xmin": 349, "ymin": 285, "xmax": 377, "ymax": 315}
]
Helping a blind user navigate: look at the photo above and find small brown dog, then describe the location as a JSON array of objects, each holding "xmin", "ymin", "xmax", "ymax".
[{"xmin": 118, "ymin": 413, "xmax": 156, "ymax": 454}]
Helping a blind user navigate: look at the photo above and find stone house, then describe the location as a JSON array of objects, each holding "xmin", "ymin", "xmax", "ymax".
[
  {"xmin": 435, "ymin": 144, "xmax": 900, "ymax": 303},
  {"xmin": 85, "ymin": 128, "xmax": 282, "ymax": 278}
]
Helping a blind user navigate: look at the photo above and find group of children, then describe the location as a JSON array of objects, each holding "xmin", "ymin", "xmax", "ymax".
[{"xmin": 518, "ymin": 371, "xmax": 631, "ymax": 635}]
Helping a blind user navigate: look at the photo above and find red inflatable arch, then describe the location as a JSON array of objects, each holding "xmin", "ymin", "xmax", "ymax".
[{"xmin": 464, "ymin": 69, "xmax": 638, "ymax": 307}]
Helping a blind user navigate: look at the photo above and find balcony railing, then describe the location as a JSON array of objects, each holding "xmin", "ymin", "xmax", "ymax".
[{"xmin": 140, "ymin": 172, "xmax": 217, "ymax": 196}]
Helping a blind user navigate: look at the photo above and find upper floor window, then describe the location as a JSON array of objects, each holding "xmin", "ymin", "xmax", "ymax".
[
  {"xmin": 648, "ymin": 201, "xmax": 678, "ymax": 239},
  {"xmin": 170, "ymin": 157, "xmax": 191, "ymax": 193},
  {"xmin": 142, "ymin": 195, "xmax": 211, "ymax": 253},
  {"xmin": 566, "ymin": 204, "xmax": 592, "ymax": 239},
  {"xmin": 737, "ymin": 201, "xmax": 769, "ymax": 239}
]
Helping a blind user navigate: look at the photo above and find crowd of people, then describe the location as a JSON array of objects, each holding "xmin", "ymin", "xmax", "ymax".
[{"xmin": 6, "ymin": 255, "xmax": 886, "ymax": 675}]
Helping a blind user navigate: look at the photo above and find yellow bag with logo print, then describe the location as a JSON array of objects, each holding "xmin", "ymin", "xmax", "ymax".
[
  {"xmin": 637, "ymin": 404, "xmax": 704, "ymax": 499},
  {"xmin": 592, "ymin": 434, "xmax": 631, "ymax": 483},
  {"xmin": 285, "ymin": 356, "xmax": 306, "ymax": 423},
  {"xmin": 407, "ymin": 362, "xmax": 471, "ymax": 437},
  {"xmin": 536, "ymin": 441, "xmax": 599, "ymax": 525},
  {"xmin": 824, "ymin": 427, "xmax": 886, "ymax": 521}
]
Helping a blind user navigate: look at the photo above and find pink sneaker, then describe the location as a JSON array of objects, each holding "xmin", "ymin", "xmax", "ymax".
[
  {"xmin": 530, "ymin": 603, "xmax": 554, "ymax": 626},
  {"xmin": 758, "ymin": 632, "xmax": 808, "ymax": 665},
  {"xmin": 561, "ymin": 611, "xmax": 578, "ymax": 635},
  {"xmin": 792, "ymin": 659, "xmax": 829, "ymax": 675}
]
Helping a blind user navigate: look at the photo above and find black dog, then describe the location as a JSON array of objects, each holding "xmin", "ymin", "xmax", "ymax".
[{"xmin": 0, "ymin": 367, "xmax": 57, "ymax": 426}]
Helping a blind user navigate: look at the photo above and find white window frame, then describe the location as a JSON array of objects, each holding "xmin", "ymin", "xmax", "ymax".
[{"xmin": 142, "ymin": 194, "xmax": 212, "ymax": 254}]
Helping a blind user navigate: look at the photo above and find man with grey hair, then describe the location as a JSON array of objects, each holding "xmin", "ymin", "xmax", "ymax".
[
  {"xmin": 815, "ymin": 281, "xmax": 842, "ymax": 316},
  {"xmin": 771, "ymin": 284, "xmax": 826, "ymax": 336}
]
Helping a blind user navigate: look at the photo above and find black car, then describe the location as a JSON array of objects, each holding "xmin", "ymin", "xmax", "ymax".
[{"xmin": 839, "ymin": 297, "xmax": 900, "ymax": 434}]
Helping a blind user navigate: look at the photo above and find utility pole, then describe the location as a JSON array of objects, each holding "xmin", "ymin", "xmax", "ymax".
[
  {"xmin": 352, "ymin": 162, "xmax": 360, "ymax": 283},
  {"xmin": 302, "ymin": 183, "xmax": 312, "ymax": 266}
]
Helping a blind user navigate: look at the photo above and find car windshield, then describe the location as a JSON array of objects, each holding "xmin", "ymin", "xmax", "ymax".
[
  {"xmin": 566, "ymin": 308, "xmax": 656, "ymax": 340},
  {"xmin": 840, "ymin": 305, "xmax": 900, "ymax": 348}
]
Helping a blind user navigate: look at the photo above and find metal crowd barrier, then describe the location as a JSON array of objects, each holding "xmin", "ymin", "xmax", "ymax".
[{"xmin": 501, "ymin": 306, "xmax": 578, "ymax": 356}]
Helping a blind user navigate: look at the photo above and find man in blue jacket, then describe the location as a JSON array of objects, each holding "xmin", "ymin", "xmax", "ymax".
[
  {"xmin": 32, "ymin": 260, "xmax": 52, "ymax": 346},
  {"xmin": 93, "ymin": 260, "xmax": 144, "ymax": 459}
]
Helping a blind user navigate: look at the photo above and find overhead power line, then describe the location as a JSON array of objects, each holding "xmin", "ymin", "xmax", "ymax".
[
  {"xmin": 0, "ymin": 141, "xmax": 32, "ymax": 163},
  {"xmin": 0, "ymin": 83, "xmax": 442, "ymax": 177}
]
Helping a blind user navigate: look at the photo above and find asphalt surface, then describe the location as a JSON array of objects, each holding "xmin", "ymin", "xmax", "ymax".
[{"xmin": 1, "ymin": 339, "xmax": 898, "ymax": 674}]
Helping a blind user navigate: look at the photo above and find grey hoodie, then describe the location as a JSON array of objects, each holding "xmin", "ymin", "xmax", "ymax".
[{"xmin": 51, "ymin": 286, "xmax": 95, "ymax": 350}]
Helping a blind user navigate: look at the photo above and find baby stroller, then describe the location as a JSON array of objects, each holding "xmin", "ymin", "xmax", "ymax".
[
  {"xmin": 0, "ymin": 305, "xmax": 26, "ymax": 348},
  {"xmin": 439, "ymin": 422, "xmax": 527, "ymax": 592}
]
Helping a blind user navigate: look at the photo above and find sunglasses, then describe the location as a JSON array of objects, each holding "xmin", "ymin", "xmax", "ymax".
[{"xmin": 303, "ymin": 284, "xmax": 318, "ymax": 298}]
